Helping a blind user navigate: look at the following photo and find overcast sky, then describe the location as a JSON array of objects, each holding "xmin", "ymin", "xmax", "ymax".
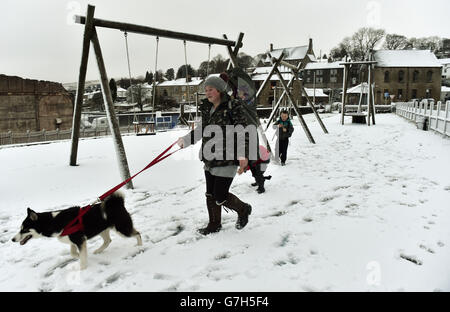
[{"xmin": 1, "ymin": 0, "xmax": 449, "ymax": 84}]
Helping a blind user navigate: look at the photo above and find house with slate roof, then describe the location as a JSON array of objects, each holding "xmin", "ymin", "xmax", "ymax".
[{"xmin": 372, "ymin": 50, "xmax": 442, "ymax": 103}]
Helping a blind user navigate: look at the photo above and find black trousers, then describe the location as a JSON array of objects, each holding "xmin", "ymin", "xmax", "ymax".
[
  {"xmin": 279, "ymin": 139, "xmax": 289, "ymax": 163},
  {"xmin": 204, "ymin": 170, "xmax": 234, "ymax": 204},
  {"xmin": 249, "ymin": 162, "xmax": 265, "ymax": 187}
]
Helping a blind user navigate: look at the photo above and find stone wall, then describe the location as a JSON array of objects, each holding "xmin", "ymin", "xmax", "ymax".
[
  {"xmin": 373, "ymin": 67, "xmax": 442, "ymax": 104},
  {"xmin": 0, "ymin": 75, "xmax": 73, "ymax": 132}
]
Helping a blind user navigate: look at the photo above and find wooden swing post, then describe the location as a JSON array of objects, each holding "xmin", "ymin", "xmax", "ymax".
[
  {"xmin": 70, "ymin": 5, "xmax": 95, "ymax": 166},
  {"xmin": 339, "ymin": 61, "xmax": 377, "ymax": 125}
]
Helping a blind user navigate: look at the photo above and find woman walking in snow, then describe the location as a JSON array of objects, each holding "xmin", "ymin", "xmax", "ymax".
[{"xmin": 177, "ymin": 75, "xmax": 252, "ymax": 235}]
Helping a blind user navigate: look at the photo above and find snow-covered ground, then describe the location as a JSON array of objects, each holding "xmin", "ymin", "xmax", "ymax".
[{"xmin": 0, "ymin": 113, "xmax": 449, "ymax": 292}]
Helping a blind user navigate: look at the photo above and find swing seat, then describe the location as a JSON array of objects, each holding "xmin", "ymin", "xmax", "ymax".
[
  {"xmin": 136, "ymin": 132, "xmax": 156, "ymax": 136},
  {"xmin": 344, "ymin": 112, "xmax": 367, "ymax": 124},
  {"xmin": 135, "ymin": 121, "xmax": 156, "ymax": 136}
]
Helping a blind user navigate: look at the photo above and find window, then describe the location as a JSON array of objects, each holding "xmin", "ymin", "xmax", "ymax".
[
  {"xmin": 398, "ymin": 70, "xmax": 405, "ymax": 83},
  {"xmin": 316, "ymin": 77, "xmax": 323, "ymax": 83},
  {"xmin": 330, "ymin": 69, "xmax": 338, "ymax": 75},
  {"xmin": 330, "ymin": 77, "xmax": 337, "ymax": 83},
  {"xmin": 427, "ymin": 71, "xmax": 433, "ymax": 82},
  {"xmin": 384, "ymin": 71, "xmax": 390, "ymax": 83},
  {"xmin": 412, "ymin": 89, "xmax": 417, "ymax": 99},
  {"xmin": 413, "ymin": 70, "xmax": 419, "ymax": 83},
  {"xmin": 398, "ymin": 89, "xmax": 403, "ymax": 100},
  {"xmin": 316, "ymin": 70, "xmax": 323, "ymax": 75},
  {"xmin": 306, "ymin": 77, "xmax": 311, "ymax": 83}
]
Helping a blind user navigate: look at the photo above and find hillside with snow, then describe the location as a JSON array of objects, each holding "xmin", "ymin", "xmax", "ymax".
[{"xmin": 0, "ymin": 113, "xmax": 449, "ymax": 292}]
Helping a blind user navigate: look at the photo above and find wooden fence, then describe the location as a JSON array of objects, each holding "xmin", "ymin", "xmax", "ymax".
[{"xmin": 395, "ymin": 100, "xmax": 450, "ymax": 137}]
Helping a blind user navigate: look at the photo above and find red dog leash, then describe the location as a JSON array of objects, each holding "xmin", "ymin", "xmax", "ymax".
[{"xmin": 61, "ymin": 141, "xmax": 180, "ymax": 236}]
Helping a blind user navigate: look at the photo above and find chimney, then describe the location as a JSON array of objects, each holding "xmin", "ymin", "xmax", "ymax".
[
  {"xmin": 270, "ymin": 43, "xmax": 273, "ymax": 52},
  {"xmin": 308, "ymin": 38, "xmax": 313, "ymax": 53}
]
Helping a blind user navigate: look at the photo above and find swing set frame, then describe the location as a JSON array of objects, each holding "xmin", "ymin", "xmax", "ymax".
[{"xmin": 69, "ymin": 4, "xmax": 245, "ymax": 189}]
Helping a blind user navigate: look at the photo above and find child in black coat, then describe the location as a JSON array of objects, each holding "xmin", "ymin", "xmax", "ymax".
[{"xmin": 273, "ymin": 110, "xmax": 294, "ymax": 166}]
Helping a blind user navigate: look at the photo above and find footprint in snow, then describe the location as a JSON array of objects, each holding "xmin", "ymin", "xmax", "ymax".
[
  {"xmin": 287, "ymin": 200, "xmax": 301, "ymax": 207},
  {"xmin": 320, "ymin": 195, "xmax": 337, "ymax": 203},
  {"xmin": 419, "ymin": 244, "xmax": 435, "ymax": 254},
  {"xmin": 399, "ymin": 253, "xmax": 423, "ymax": 266},
  {"xmin": 153, "ymin": 272, "xmax": 174, "ymax": 280},
  {"xmin": 151, "ymin": 224, "xmax": 185, "ymax": 243},
  {"xmin": 333, "ymin": 185, "xmax": 351, "ymax": 192},
  {"xmin": 214, "ymin": 251, "xmax": 231, "ymax": 261},
  {"xmin": 96, "ymin": 272, "xmax": 124, "ymax": 289},
  {"xmin": 266, "ymin": 210, "xmax": 287, "ymax": 218},
  {"xmin": 278, "ymin": 234, "xmax": 290, "ymax": 247},
  {"xmin": 44, "ymin": 258, "xmax": 78, "ymax": 278}
]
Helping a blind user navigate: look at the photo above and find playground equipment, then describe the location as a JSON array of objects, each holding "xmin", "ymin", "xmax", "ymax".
[
  {"xmin": 258, "ymin": 51, "xmax": 329, "ymax": 144},
  {"xmin": 339, "ymin": 60, "xmax": 377, "ymax": 126},
  {"xmin": 69, "ymin": 4, "xmax": 244, "ymax": 189}
]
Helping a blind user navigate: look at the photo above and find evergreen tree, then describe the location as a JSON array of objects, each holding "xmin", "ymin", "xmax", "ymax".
[
  {"xmin": 165, "ymin": 68, "xmax": 175, "ymax": 81},
  {"xmin": 176, "ymin": 64, "xmax": 196, "ymax": 80}
]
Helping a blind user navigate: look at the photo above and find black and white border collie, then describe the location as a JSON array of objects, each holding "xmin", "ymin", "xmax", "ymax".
[{"xmin": 12, "ymin": 192, "xmax": 142, "ymax": 270}]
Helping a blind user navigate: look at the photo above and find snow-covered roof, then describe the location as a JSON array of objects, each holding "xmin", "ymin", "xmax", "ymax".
[
  {"xmin": 438, "ymin": 58, "xmax": 450, "ymax": 65},
  {"xmin": 252, "ymin": 73, "xmax": 294, "ymax": 81},
  {"xmin": 117, "ymin": 87, "xmax": 127, "ymax": 92},
  {"xmin": 251, "ymin": 66, "xmax": 293, "ymax": 75},
  {"xmin": 304, "ymin": 62, "xmax": 344, "ymax": 70},
  {"xmin": 347, "ymin": 83, "xmax": 370, "ymax": 94},
  {"xmin": 442, "ymin": 86, "xmax": 450, "ymax": 92},
  {"xmin": 141, "ymin": 83, "xmax": 153, "ymax": 89},
  {"xmin": 114, "ymin": 102, "xmax": 138, "ymax": 108},
  {"xmin": 250, "ymin": 66, "xmax": 295, "ymax": 81},
  {"xmin": 269, "ymin": 45, "xmax": 309, "ymax": 61},
  {"xmin": 307, "ymin": 54, "xmax": 316, "ymax": 62},
  {"xmin": 373, "ymin": 50, "xmax": 441, "ymax": 68},
  {"xmin": 157, "ymin": 77, "xmax": 203, "ymax": 87},
  {"xmin": 303, "ymin": 88, "xmax": 328, "ymax": 97}
]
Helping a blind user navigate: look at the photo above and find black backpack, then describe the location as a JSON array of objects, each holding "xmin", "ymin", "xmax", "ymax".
[
  {"xmin": 221, "ymin": 68, "xmax": 270, "ymax": 165},
  {"xmin": 220, "ymin": 67, "xmax": 258, "ymax": 127}
]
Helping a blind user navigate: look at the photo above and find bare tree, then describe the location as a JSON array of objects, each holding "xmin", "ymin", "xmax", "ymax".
[
  {"xmin": 212, "ymin": 54, "xmax": 230, "ymax": 73},
  {"xmin": 236, "ymin": 52, "xmax": 254, "ymax": 69},
  {"xmin": 351, "ymin": 27, "xmax": 386, "ymax": 60},
  {"xmin": 197, "ymin": 60, "xmax": 210, "ymax": 78},
  {"xmin": 384, "ymin": 34, "xmax": 408, "ymax": 50},
  {"xmin": 330, "ymin": 37, "xmax": 352, "ymax": 61},
  {"xmin": 406, "ymin": 36, "xmax": 442, "ymax": 53}
]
